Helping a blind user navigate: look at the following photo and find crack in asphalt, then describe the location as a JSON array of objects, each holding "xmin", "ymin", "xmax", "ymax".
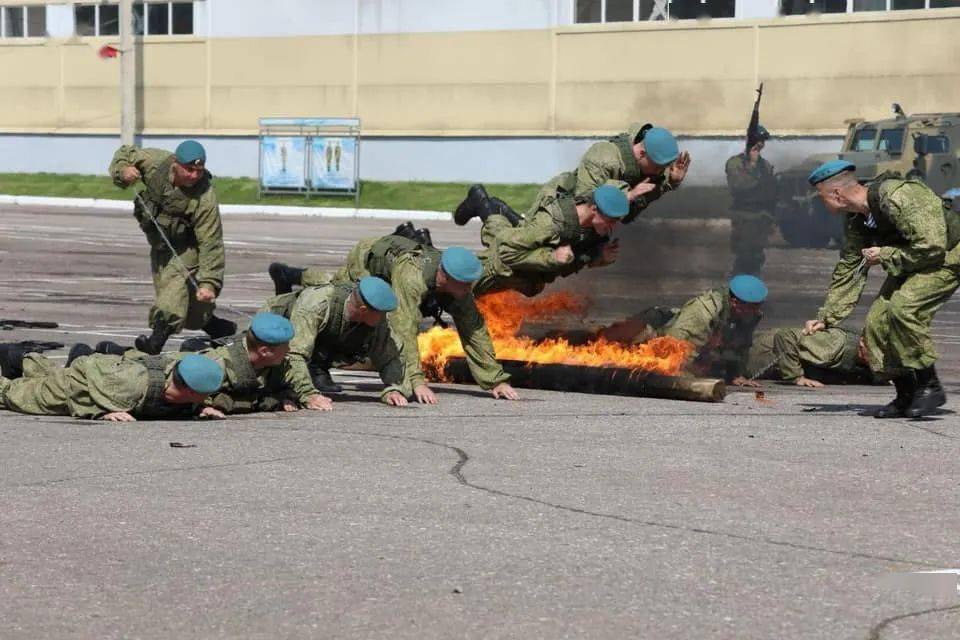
[
  {"xmin": 337, "ymin": 430, "xmax": 939, "ymax": 569},
  {"xmin": 866, "ymin": 603, "xmax": 960, "ymax": 640}
]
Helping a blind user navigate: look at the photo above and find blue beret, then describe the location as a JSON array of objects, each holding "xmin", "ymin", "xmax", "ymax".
[
  {"xmin": 358, "ymin": 276, "xmax": 398, "ymax": 312},
  {"xmin": 729, "ymin": 274, "xmax": 768, "ymax": 304},
  {"xmin": 175, "ymin": 140, "xmax": 206, "ymax": 166},
  {"xmin": 593, "ymin": 183, "xmax": 630, "ymax": 219},
  {"xmin": 249, "ymin": 312, "xmax": 294, "ymax": 345},
  {"xmin": 440, "ymin": 247, "xmax": 482, "ymax": 283},
  {"xmin": 808, "ymin": 159, "xmax": 855, "ymax": 186},
  {"xmin": 176, "ymin": 353, "xmax": 223, "ymax": 394},
  {"xmin": 643, "ymin": 127, "xmax": 679, "ymax": 166}
]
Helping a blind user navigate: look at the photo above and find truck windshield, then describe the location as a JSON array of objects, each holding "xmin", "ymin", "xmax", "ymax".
[
  {"xmin": 878, "ymin": 128, "xmax": 905, "ymax": 153},
  {"xmin": 850, "ymin": 128, "xmax": 877, "ymax": 152}
]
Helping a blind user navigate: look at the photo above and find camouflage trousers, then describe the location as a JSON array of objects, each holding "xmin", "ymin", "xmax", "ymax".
[
  {"xmin": 301, "ymin": 237, "xmax": 376, "ymax": 287},
  {"xmin": 474, "ymin": 214, "xmax": 552, "ymax": 297},
  {"xmin": 149, "ymin": 246, "xmax": 215, "ymax": 332},
  {"xmin": 0, "ymin": 353, "xmax": 70, "ymax": 415},
  {"xmin": 729, "ymin": 208, "xmax": 775, "ymax": 276},
  {"xmin": 863, "ymin": 260, "xmax": 960, "ymax": 373}
]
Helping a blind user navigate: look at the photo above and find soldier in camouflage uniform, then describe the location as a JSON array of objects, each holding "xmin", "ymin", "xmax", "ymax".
[
  {"xmin": 745, "ymin": 326, "xmax": 870, "ymax": 387},
  {"xmin": 109, "ymin": 140, "xmax": 234, "ymax": 355},
  {"xmin": 455, "ymin": 124, "xmax": 689, "ymax": 228},
  {"xmin": 269, "ymin": 237, "xmax": 518, "ymax": 405},
  {"xmin": 725, "ymin": 125, "xmax": 777, "ymax": 275},
  {"xmin": 0, "ymin": 350, "xmax": 223, "ymax": 422},
  {"xmin": 473, "ymin": 182, "xmax": 630, "ymax": 297},
  {"xmin": 806, "ymin": 160, "xmax": 960, "ymax": 418},
  {"xmin": 262, "ymin": 276, "xmax": 411, "ymax": 411},
  {"xmin": 599, "ymin": 275, "xmax": 768, "ymax": 385}
]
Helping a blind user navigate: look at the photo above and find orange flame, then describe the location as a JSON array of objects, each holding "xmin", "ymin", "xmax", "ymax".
[{"xmin": 419, "ymin": 290, "xmax": 692, "ymax": 380}]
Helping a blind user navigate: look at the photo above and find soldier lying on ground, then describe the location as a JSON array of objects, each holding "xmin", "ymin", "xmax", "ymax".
[
  {"xmin": 0, "ymin": 349, "xmax": 223, "ymax": 422},
  {"xmin": 745, "ymin": 326, "xmax": 873, "ymax": 387}
]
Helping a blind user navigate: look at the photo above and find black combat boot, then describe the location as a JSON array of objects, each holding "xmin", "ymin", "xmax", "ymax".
[
  {"xmin": 203, "ymin": 315, "xmax": 237, "ymax": 340},
  {"xmin": 874, "ymin": 373, "xmax": 917, "ymax": 419},
  {"xmin": 179, "ymin": 337, "xmax": 211, "ymax": 352},
  {"xmin": 66, "ymin": 343, "xmax": 94, "ymax": 366},
  {"xmin": 309, "ymin": 364, "xmax": 343, "ymax": 393},
  {"xmin": 135, "ymin": 319, "xmax": 175, "ymax": 355},
  {"xmin": 905, "ymin": 366, "xmax": 947, "ymax": 418},
  {"xmin": 268, "ymin": 262, "xmax": 306, "ymax": 295},
  {"xmin": 453, "ymin": 184, "xmax": 491, "ymax": 225},
  {"xmin": 0, "ymin": 344, "xmax": 25, "ymax": 379},
  {"xmin": 488, "ymin": 197, "xmax": 523, "ymax": 227},
  {"xmin": 94, "ymin": 340, "xmax": 128, "ymax": 357}
]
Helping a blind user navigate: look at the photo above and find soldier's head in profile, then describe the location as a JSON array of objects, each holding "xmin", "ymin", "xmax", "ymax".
[
  {"xmin": 172, "ymin": 139, "xmax": 207, "ymax": 188},
  {"xmin": 809, "ymin": 160, "xmax": 863, "ymax": 215},
  {"xmin": 632, "ymin": 125, "xmax": 679, "ymax": 176},
  {"xmin": 436, "ymin": 248, "xmax": 483, "ymax": 300},
  {"xmin": 728, "ymin": 274, "xmax": 768, "ymax": 320},
  {"xmin": 583, "ymin": 182, "xmax": 630, "ymax": 236},
  {"xmin": 349, "ymin": 277, "xmax": 398, "ymax": 327}
]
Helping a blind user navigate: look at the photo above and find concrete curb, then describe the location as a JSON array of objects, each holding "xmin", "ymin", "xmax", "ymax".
[{"xmin": 0, "ymin": 194, "xmax": 453, "ymax": 221}]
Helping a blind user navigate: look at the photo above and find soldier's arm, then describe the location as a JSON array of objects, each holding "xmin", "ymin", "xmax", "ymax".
[
  {"xmin": 663, "ymin": 291, "xmax": 722, "ymax": 350},
  {"xmin": 387, "ymin": 263, "xmax": 431, "ymax": 389},
  {"xmin": 881, "ymin": 184, "xmax": 948, "ymax": 276},
  {"xmin": 108, "ymin": 146, "xmax": 168, "ymax": 188},
  {"xmin": 817, "ymin": 217, "xmax": 869, "ymax": 327},
  {"xmin": 192, "ymin": 189, "xmax": 226, "ymax": 294},
  {"xmin": 623, "ymin": 175, "xmax": 670, "ymax": 225},
  {"xmin": 725, "ymin": 156, "xmax": 763, "ymax": 195},
  {"xmin": 574, "ymin": 142, "xmax": 618, "ymax": 197},
  {"xmin": 448, "ymin": 295, "xmax": 511, "ymax": 390},
  {"xmin": 495, "ymin": 213, "xmax": 563, "ymax": 272},
  {"xmin": 368, "ymin": 321, "xmax": 413, "ymax": 399},
  {"xmin": 282, "ymin": 291, "xmax": 328, "ymax": 403}
]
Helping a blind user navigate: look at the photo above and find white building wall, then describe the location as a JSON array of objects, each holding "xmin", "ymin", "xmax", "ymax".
[
  {"xmin": 205, "ymin": 0, "xmax": 569, "ymax": 38},
  {"xmin": 736, "ymin": 0, "xmax": 780, "ymax": 19}
]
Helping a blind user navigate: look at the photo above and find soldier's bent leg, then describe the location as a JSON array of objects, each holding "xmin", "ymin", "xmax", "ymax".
[
  {"xmin": 301, "ymin": 267, "xmax": 331, "ymax": 287},
  {"xmin": 730, "ymin": 210, "xmax": 774, "ymax": 275},
  {"xmin": 885, "ymin": 268, "xmax": 959, "ymax": 371},
  {"xmin": 149, "ymin": 259, "xmax": 192, "ymax": 333},
  {"xmin": 0, "ymin": 365, "xmax": 71, "ymax": 415},
  {"xmin": 268, "ymin": 263, "xmax": 307, "ymax": 295}
]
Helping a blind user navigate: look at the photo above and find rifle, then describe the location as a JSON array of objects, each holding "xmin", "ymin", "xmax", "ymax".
[
  {"xmin": 746, "ymin": 82, "xmax": 764, "ymax": 154},
  {"xmin": 0, "ymin": 319, "xmax": 59, "ymax": 330}
]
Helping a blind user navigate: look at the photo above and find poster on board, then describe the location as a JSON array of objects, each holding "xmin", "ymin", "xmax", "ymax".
[
  {"xmin": 310, "ymin": 137, "xmax": 356, "ymax": 190},
  {"xmin": 260, "ymin": 136, "xmax": 306, "ymax": 188}
]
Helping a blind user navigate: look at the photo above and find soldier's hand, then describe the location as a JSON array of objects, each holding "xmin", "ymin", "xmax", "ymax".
[
  {"xmin": 304, "ymin": 394, "xmax": 333, "ymax": 411},
  {"xmin": 803, "ymin": 320, "xmax": 826, "ymax": 335},
  {"xmin": 281, "ymin": 399, "xmax": 300, "ymax": 412},
  {"xmin": 199, "ymin": 406, "xmax": 226, "ymax": 419},
  {"xmin": 120, "ymin": 166, "xmax": 141, "ymax": 185},
  {"xmin": 553, "ymin": 245, "xmax": 574, "ymax": 265},
  {"xmin": 383, "ymin": 391, "xmax": 409, "ymax": 407},
  {"xmin": 196, "ymin": 287, "xmax": 217, "ymax": 303},
  {"xmin": 629, "ymin": 178, "xmax": 657, "ymax": 201},
  {"xmin": 413, "ymin": 384, "xmax": 439, "ymax": 405},
  {"xmin": 861, "ymin": 247, "xmax": 882, "ymax": 266},
  {"xmin": 669, "ymin": 151, "xmax": 691, "ymax": 185},
  {"xmin": 101, "ymin": 411, "xmax": 136, "ymax": 422},
  {"xmin": 795, "ymin": 376, "xmax": 825, "ymax": 388},
  {"xmin": 491, "ymin": 382, "xmax": 519, "ymax": 400},
  {"xmin": 731, "ymin": 376, "xmax": 761, "ymax": 388}
]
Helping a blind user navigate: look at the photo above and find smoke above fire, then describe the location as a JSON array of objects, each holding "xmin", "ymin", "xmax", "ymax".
[{"xmin": 419, "ymin": 290, "xmax": 693, "ymax": 380}]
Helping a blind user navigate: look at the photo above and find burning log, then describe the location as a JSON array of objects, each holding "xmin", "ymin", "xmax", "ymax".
[{"xmin": 442, "ymin": 357, "xmax": 725, "ymax": 403}]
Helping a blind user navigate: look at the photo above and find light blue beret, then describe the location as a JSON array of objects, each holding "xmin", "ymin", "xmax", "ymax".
[
  {"xmin": 643, "ymin": 127, "xmax": 679, "ymax": 166},
  {"xmin": 440, "ymin": 247, "xmax": 483, "ymax": 283},
  {"xmin": 594, "ymin": 183, "xmax": 630, "ymax": 219},
  {"xmin": 249, "ymin": 312, "xmax": 294, "ymax": 345},
  {"xmin": 729, "ymin": 274, "xmax": 768, "ymax": 304},
  {"xmin": 358, "ymin": 276, "xmax": 398, "ymax": 312},
  {"xmin": 175, "ymin": 140, "xmax": 206, "ymax": 166},
  {"xmin": 808, "ymin": 159, "xmax": 855, "ymax": 186},
  {"xmin": 176, "ymin": 353, "xmax": 224, "ymax": 394}
]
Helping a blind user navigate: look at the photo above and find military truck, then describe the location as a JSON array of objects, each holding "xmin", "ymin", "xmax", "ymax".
[{"xmin": 775, "ymin": 107, "xmax": 960, "ymax": 248}]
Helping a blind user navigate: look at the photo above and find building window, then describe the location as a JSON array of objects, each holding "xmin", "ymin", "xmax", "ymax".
[
  {"xmin": 2, "ymin": 5, "xmax": 46, "ymax": 38},
  {"xmin": 74, "ymin": 2, "xmax": 193, "ymax": 36},
  {"xmin": 575, "ymin": 0, "xmax": 734, "ymax": 22},
  {"xmin": 782, "ymin": 0, "xmax": 960, "ymax": 13}
]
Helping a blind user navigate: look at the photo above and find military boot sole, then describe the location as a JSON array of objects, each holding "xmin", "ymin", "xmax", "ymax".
[
  {"xmin": 453, "ymin": 184, "xmax": 489, "ymax": 226},
  {"xmin": 134, "ymin": 334, "xmax": 163, "ymax": 355},
  {"xmin": 269, "ymin": 262, "xmax": 295, "ymax": 295},
  {"xmin": 874, "ymin": 401, "xmax": 909, "ymax": 419}
]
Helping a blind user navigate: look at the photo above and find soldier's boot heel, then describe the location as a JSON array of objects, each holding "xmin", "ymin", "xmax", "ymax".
[
  {"xmin": 203, "ymin": 316, "xmax": 237, "ymax": 341},
  {"xmin": 453, "ymin": 184, "xmax": 490, "ymax": 226},
  {"xmin": 0, "ymin": 344, "xmax": 26, "ymax": 379},
  {"xmin": 905, "ymin": 366, "xmax": 946, "ymax": 418},
  {"xmin": 269, "ymin": 262, "xmax": 306, "ymax": 296},
  {"xmin": 94, "ymin": 341, "xmax": 128, "ymax": 357},
  {"xmin": 66, "ymin": 343, "xmax": 95, "ymax": 366},
  {"xmin": 488, "ymin": 197, "xmax": 522, "ymax": 227},
  {"xmin": 179, "ymin": 337, "xmax": 211, "ymax": 353},
  {"xmin": 874, "ymin": 374, "xmax": 916, "ymax": 419},
  {"xmin": 309, "ymin": 365, "xmax": 343, "ymax": 393},
  {"xmin": 135, "ymin": 319, "xmax": 174, "ymax": 355}
]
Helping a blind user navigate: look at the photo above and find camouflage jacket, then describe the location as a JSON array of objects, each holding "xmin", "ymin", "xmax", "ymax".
[
  {"xmin": 747, "ymin": 327, "xmax": 862, "ymax": 381},
  {"xmin": 108, "ymin": 145, "xmax": 226, "ymax": 294},
  {"xmin": 725, "ymin": 153, "xmax": 777, "ymax": 211},
  {"xmin": 818, "ymin": 176, "xmax": 960, "ymax": 326}
]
